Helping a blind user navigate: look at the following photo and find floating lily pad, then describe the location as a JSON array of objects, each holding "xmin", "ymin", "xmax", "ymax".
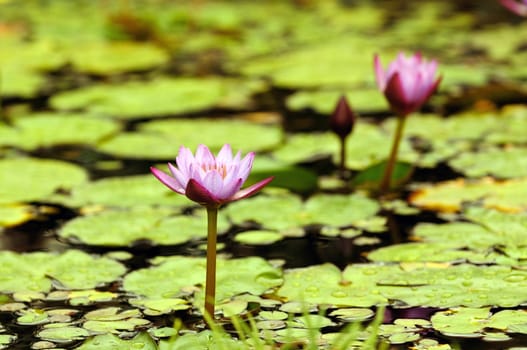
[
  {"xmin": 38, "ymin": 326, "xmax": 90, "ymax": 343},
  {"xmin": 46, "ymin": 289, "xmax": 118, "ymax": 307},
  {"xmin": 225, "ymin": 190, "xmax": 382, "ymax": 233},
  {"xmin": 449, "ymin": 147, "xmax": 527, "ymax": 179},
  {"xmin": 83, "ymin": 307, "xmax": 151, "ymax": 334},
  {"xmin": 50, "ymin": 77, "xmax": 266, "ymax": 119},
  {"xmin": 409, "ymin": 177, "xmax": 527, "ymax": 213},
  {"xmin": 67, "ymin": 42, "xmax": 169, "ymax": 75},
  {"xmin": 123, "ymin": 256, "xmax": 283, "ymax": 308},
  {"xmin": 367, "ymin": 242, "xmax": 499, "ymax": 264},
  {"xmin": 0, "ymin": 204, "xmax": 34, "ymax": 228},
  {"xmin": 158, "ymin": 330, "xmax": 246, "ymax": 350},
  {"xmin": 234, "ymin": 230, "xmax": 284, "ymax": 245},
  {"xmin": 0, "ymin": 334, "xmax": 16, "ymax": 350},
  {"xmin": 98, "ymin": 118, "xmax": 282, "ymax": 159},
  {"xmin": 130, "ymin": 298, "xmax": 190, "ymax": 316},
  {"xmin": 286, "ymin": 89, "xmax": 388, "ymax": 114},
  {"xmin": 77, "ymin": 332, "xmax": 157, "ymax": 350},
  {"xmin": 0, "ymin": 113, "xmax": 121, "ymax": 151},
  {"xmin": 50, "ymin": 174, "xmax": 190, "ymax": 209},
  {"xmin": 58, "ymin": 207, "xmax": 229, "ymax": 247},
  {"xmin": 431, "ymin": 307, "xmax": 527, "ymax": 338},
  {"xmin": 377, "ymin": 264, "xmax": 527, "ymax": 308},
  {"xmin": 0, "ymin": 158, "xmax": 88, "ymax": 204},
  {"xmin": 277, "ymin": 263, "xmax": 389, "ymax": 307},
  {"xmin": 0, "ymin": 250, "xmax": 125, "ymax": 293},
  {"xmin": 273, "ymin": 122, "xmax": 418, "ymax": 170}
]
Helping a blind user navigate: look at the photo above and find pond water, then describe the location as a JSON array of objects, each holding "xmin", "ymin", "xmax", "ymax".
[{"xmin": 1, "ymin": 0, "xmax": 527, "ymax": 349}]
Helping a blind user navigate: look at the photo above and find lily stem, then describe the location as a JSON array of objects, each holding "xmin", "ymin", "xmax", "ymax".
[
  {"xmin": 205, "ymin": 206, "xmax": 218, "ymax": 319},
  {"xmin": 380, "ymin": 115, "xmax": 407, "ymax": 194},
  {"xmin": 339, "ymin": 136, "xmax": 347, "ymax": 175}
]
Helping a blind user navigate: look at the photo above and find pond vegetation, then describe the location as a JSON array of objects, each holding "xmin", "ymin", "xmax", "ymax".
[{"xmin": 1, "ymin": 0, "xmax": 527, "ymax": 349}]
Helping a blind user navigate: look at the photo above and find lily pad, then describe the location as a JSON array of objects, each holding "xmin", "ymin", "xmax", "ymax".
[
  {"xmin": 0, "ymin": 158, "xmax": 88, "ymax": 204},
  {"xmin": 77, "ymin": 332, "xmax": 157, "ymax": 350},
  {"xmin": 449, "ymin": 147, "xmax": 527, "ymax": 179},
  {"xmin": 0, "ymin": 113, "xmax": 120, "ymax": 151},
  {"xmin": 58, "ymin": 207, "xmax": 230, "ymax": 247},
  {"xmin": 123, "ymin": 256, "xmax": 283, "ymax": 308},
  {"xmin": 50, "ymin": 174, "xmax": 190, "ymax": 209},
  {"xmin": 0, "ymin": 204, "xmax": 34, "ymax": 228},
  {"xmin": 98, "ymin": 118, "xmax": 282, "ymax": 159},
  {"xmin": 225, "ymin": 190, "xmax": 382, "ymax": 232},
  {"xmin": 431, "ymin": 307, "xmax": 527, "ymax": 338},
  {"xmin": 0, "ymin": 250, "xmax": 125, "ymax": 293},
  {"xmin": 409, "ymin": 177, "xmax": 527, "ymax": 213},
  {"xmin": 38, "ymin": 326, "xmax": 90, "ymax": 343},
  {"xmin": 50, "ymin": 77, "xmax": 266, "ymax": 119},
  {"xmin": 67, "ymin": 41, "xmax": 169, "ymax": 75},
  {"xmin": 273, "ymin": 122, "xmax": 418, "ymax": 170}
]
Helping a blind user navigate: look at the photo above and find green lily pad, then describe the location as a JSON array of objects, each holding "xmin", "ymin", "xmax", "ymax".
[
  {"xmin": 0, "ymin": 334, "xmax": 16, "ymax": 350},
  {"xmin": 47, "ymin": 289, "xmax": 119, "ymax": 306},
  {"xmin": 77, "ymin": 332, "xmax": 157, "ymax": 350},
  {"xmin": 432, "ymin": 307, "xmax": 527, "ymax": 338},
  {"xmin": 410, "ymin": 177, "xmax": 527, "ymax": 213},
  {"xmin": 277, "ymin": 263, "xmax": 389, "ymax": 307},
  {"xmin": 83, "ymin": 307, "xmax": 151, "ymax": 334},
  {"xmin": 50, "ymin": 174, "xmax": 190, "ymax": 209},
  {"xmin": 0, "ymin": 113, "xmax": 120, "ymax": 151},
  {"xmin": 123, "ymin": 256, "xmax": 282, "ymax": 309},
  {"xmin": 225, "ymin": 190, "xmax": 382, "ymax": 232},
  {"xmin": 449, "ymin": 147, "xmax": 527, "ymax": 179},
  {"xmin": 138, "ymin": 118, "xmax": 282, "ymax": 153},
  {"xmin": 367, "ymin": 242, "xmax": 499, "ymax": 264},
  {"xmin": 0, "ymin": 250, "xmax": 125, "ymax": 293},
  {"xmin": 98, "ymin": 118, "xmax": 282, "ymax": 159},
  {"xmin": 17, "ymin": 308, "xmax": 49, "ymax": 326},
  {"xmin": 0, "ymin": 158, "xmax": 88, "ymax": 204},
  {"xmin": 234, "ymin": 230, "xmax": 284, "ymax": 245},
  {"xmin": 67, "ymin": 41, "xmax": 169, "ymax": 75},
  {"xmin": 38, "ymin": 326, "xmax": 90, "ymax": 343},
  {"xmin": 377, "ymin": 264, "xmax": 527, "ymax": 308},
  {"xmin": 273, "ymin": 122, "xmax": 418, "ymax": 170},
  {"xmin": 286, "ymin": 89, "xmax": 388, "ymax": 114},
  {"xmin": 130, "ymin": 298, "xmax": 190, "ymax": 316},
  {"xmin": 50, "ymin": 77, "xmax": 266, "ymax": 119},
  {"xmin": 0, "ymin": 204, "xmax": 34, "ymax": 228},
  {"xmin": 158, "ymin": 330, "xmax": 246, "ymax": 350},
  {"xmin": 58, "ymin": 207, "xmax": 230, "ymax": 247}
]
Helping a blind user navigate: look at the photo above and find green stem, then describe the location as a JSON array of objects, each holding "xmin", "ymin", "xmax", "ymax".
[
  {"xmin": 380, "ymin": 115, "xmax": 407, "ymax": 194},
  {"xmin": 204, "ymin": 206, "xmax": 218, "ymax": 318},
  {"xmin": 339, "ymin": 136, "xmax": 346, "ymax": 174}
]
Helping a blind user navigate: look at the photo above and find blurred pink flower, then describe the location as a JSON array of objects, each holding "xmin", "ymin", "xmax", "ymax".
[
  {"xmin": 330, "ymin": 95, "xmax": 355, "ymax": 139},
  {"xmin": 151, "ymin": 144, "xmax": 273, "ymax": 208},
  {"xmin": 374, "ymin": 52, "xmax": 441, "ymax": 117},
  {"xmin": 500, "ymin": 0, "xmax": 527, "ymax": 16}
]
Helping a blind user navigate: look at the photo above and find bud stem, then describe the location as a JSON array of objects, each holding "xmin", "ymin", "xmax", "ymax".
[
  {"xmin": 380, "ymin": 115, "xmax": 407, "ymax": 193},
  {"xmin": 204, "ymin": 206, "xmax": 218, "ymax": 318}
]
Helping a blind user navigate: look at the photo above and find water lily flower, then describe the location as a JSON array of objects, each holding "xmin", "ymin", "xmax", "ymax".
[
  {"xmin": 151, "ymin": 144, "xmax": 273, "ymax": 318},
  {"xmin": 151, "ymin": 144, "xmax": 273, "ymax": 208},
  {"xmin": 500, "ymin": 0, "xmax": 527, "ymax": 16},
  {"xmin": 374, "ymin": 52, "xmax": 441, "ymax": 117},
  {"xmin": 374, "ymin": 52, "xmax": 441, "ymax": 193},
  {"xmin": 329, "ymin": 95, "xmax": 356, "ymax": 173}
]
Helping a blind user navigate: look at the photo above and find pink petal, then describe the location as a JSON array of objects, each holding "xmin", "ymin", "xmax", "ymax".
[
  {"xmin": 501, "ymin": 0, "xmax": 527, "ymax": 16},
  {"xmin": 237, "ymin": 152, "xmax": 255, "ymax": 183},
  {"xmin": 202, "ymin": 171, "xmax": 225, "ymax": 198},
  {"xmin": 168, "ymin": 162, "xmax": 188, "ymax": 189},
  {"xmin": 384, "ymin": 73, "xmax": 412, "ymax": 116},
  {"xmin": 216, "ymin": 144, "xmax": 233, "ymax": 164},
  {"xmin": 195, "ymin": 144, "xmax": 215, "ymax": 165},
  {"xmin": 150, "ymin": 166, "xmax": 185, "ymax": 194},
  {"xmin": 231, "ymin": 176, "xmax": 274, "ymax": 201},
  {"xmin": 373, "ymin": 54, "xmax": 386, "ymax": 91},
  {"xmin": 219, "ymin": 177, "xmax": 243, "ymax": 200},
  {"xmin": 185, "ymin": 179, "xmax": 220, "ymax": 207},
  {"xmin": 176, "ymin": 146, "xmax": 195, "ymax": 175}
]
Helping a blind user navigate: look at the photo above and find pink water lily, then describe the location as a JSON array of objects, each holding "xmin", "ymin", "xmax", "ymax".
[
  {"xmin": 151, "ymin": 144, "xmax": 273, "ymax": 208},
  {"xmin": 500, "ymin": 0, "xmax": 527, "ymax": 16},
  {"xmin": 374, "ymin": 52, "xmax": 441, "ymax": 117}
]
